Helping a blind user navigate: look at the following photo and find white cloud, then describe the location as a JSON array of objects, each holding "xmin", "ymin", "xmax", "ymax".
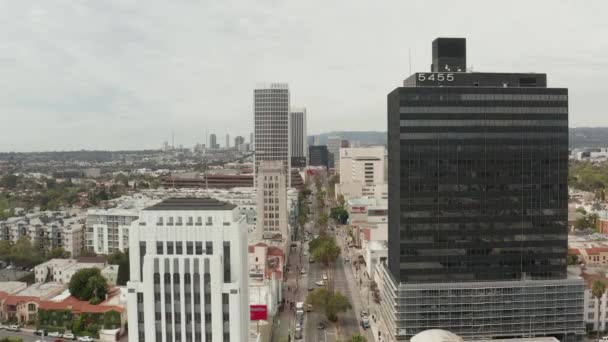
[{"xmin": 0, "ymin": 0, "xmax": 607, "ymax": 151}]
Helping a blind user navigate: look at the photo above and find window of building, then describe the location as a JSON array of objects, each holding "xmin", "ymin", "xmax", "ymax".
[
  {"xmin": 167, "ymin": 242, "xmax": 174, "ymax": 255},
  {"xmin": 156, "ymin": 242, "xmax": 163, "ymax": 255},
  {"xmin": 187, "ymin": 242, "xmax": 193, "ymax": 255},
  {"xmin": 196, "ymin": 242, "xmax": 203, "ymax": 255},
  {"xmin": 176, "ymin": 242, "xmax": 183, "ymax": 254},
  {"xmin": 206, "ymin": 241, "xmax": 213, "ymax": 255}
]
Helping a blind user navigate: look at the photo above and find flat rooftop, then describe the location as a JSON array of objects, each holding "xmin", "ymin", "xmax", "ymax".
[
  {"xmin": 144, "ymin": 197, "xmax": 237, "ymax": 211},
  {"xmin": 17, "ymin": 282, "xmax": 66, "ymax": 298}
]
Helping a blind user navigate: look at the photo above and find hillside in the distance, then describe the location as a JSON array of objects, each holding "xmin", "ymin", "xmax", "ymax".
[{"xmin": 310, "ymin": 128, "xmax": 608, "ymax": 148}]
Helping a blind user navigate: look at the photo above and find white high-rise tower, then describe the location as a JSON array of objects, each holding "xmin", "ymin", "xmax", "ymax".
[{"xmin": 254, "ymin": 83, "xmax": 291, "ymax": 187}]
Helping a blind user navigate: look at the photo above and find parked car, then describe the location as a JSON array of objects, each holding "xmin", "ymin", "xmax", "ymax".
[
  {"xmin": 78, "ymin": 337, "xmax": 95, "ymax": 342},
  {"xmin": 308, "ymin": 287, "xmax": 314, "ymax": 292},
  {"xmin": 315, "ymin": 280, "xmax": 324, "ymax": 286},
  {"xmin": 322, "ymin": 274, "xmax": 328, "ymax": 280},
  {"xmin": 300, "ymin": 269, "xmax": 306, "ymax": 274},
  {"xmin": 48, "ymin": 331, "xmax": 63, "ymax": 338},
  {"xmin": 63, "ymin": 332, "xmax": 76, "ymax": 340},
  {"xmin": 7, "ymin": 325, "xmax": 20, "ymax": 332},
  {"xmin": 35, "ymin": 329, "xmax": 47, "ymax": 336}
]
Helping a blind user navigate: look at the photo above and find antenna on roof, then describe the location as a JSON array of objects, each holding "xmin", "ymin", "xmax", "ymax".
[{"xmin": 408, "ymin": 48, "xmax": 412, "ymax": 75}]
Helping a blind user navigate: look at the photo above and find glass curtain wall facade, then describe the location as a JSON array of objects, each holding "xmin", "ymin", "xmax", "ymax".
[
  {"xmin": 254, "ymin": 83, "xmax": 291, "ymax": 188},
  {"xmin": 388, "ymin": 82, "xmax": 569, "ymax": 284}
]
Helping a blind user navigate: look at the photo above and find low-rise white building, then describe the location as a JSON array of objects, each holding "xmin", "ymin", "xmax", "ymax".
[
  {"xmin": 127, "ymin": 197, "xmax": 249, "ymax": 342},
  {"xmin": 34, "ymin": 258, "xmax": 118, "ymax": 285},
  {"xmin": 337, "ymin": 147, "xmax": 386, "ymax": 200}
]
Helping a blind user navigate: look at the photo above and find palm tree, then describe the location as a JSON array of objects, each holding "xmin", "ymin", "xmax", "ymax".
[{"xmin": 592, "ymin": 280, "xmax": 606, "ymax": 341}]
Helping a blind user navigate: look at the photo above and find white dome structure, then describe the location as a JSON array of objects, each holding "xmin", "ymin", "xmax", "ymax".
[{"xmin": 411, "ymin": 329, "xmax": 464, "ymax": 342}]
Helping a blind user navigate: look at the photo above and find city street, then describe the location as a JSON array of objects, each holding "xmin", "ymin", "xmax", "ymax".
[{"xmin": 0, "ymin": 330, "xmax": 45, "ymax": 342}]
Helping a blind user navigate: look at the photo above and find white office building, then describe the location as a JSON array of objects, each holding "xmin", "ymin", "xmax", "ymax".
[
  {"xmin": 86, "ymin": 209, "xmax": 139, "ymax": 254},
  {"xmin": 290, "ymin": 107, "xmax": 307, "ymax": 160},
  {"xmin": 254, "ymin": 83, "xmax": 291, "ymax": 187},
  {"xmin": 127, "ymin": 198, "xmax": 249, "ymax": 342},
  {"xmin": 256, "ymin": 161, "xmax": 288, "ymax": 240},
  {"xmin": 337, "ymin": 146, "xmax": 386, "ymax": 200}
]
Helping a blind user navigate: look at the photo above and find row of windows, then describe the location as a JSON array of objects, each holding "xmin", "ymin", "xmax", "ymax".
[
  {"xmin": 403, "ymin": 93, "xmax": 567, "ymax": 102},
  {"xmin": 400, "ymin": 119, "xmax": 568, "ymax": 127},
  {"xmin": 400, "ymin": 132, "xmax": 566, "ymax": 140},
  {"xmin": 399, "ymin": 106, "xmax": 568, "ymax": 114},
  {"xmin": 156, "ymin": 241, "xmax": 213, "ymax": 255}
]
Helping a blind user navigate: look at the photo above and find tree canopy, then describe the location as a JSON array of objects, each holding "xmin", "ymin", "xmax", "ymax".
[
  {"xmin": 306, "ymin": 288, "xmax": 351, "ymax": 322},
  {"xmin": 330, "ymin": 206, "xmax": 349, "ymax": 225},
  {"xmin": 69, "ymin": 268, "xmax": 108, "ymax": 303},
  {"xmin": 350, "ymin": 334, "xmax": 367, "ymax": 342},
  {"xmin": 309, "ymin": 235, "xmax": 341, "ymax": 267}
]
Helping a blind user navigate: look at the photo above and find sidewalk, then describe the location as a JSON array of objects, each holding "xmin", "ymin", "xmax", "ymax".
[{"xmin": 337, "ymin": 232, "xmax": 374, "ymax": 341}]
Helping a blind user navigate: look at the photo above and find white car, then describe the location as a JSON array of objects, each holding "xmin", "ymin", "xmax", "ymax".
[
  {"xmin": 48, "ymin": 331, "xmax": 63, "ymax": 338},
  {"xmin": 315, "ymin": 280, "xmax": 324, "ymax": 286},
  {"xmin": 303, "ymin": 251, "xmax": 308, "ymax": 256},
  {"xmin": 78, "ymin": 337, "xmax": 95, "ymax": 342},
  {"xmin": 300, "ymin": 269, "xmax": 306, "ymax": 275},
  {"xmin": 64, "ymin": 332, "xmax": 76, "ymax": 340},
  {"xmin": 322, "ymin": 274, "xmax": 328, "ymax": 280}
]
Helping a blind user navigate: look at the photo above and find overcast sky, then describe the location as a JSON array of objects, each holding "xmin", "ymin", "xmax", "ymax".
[{"xmin": 1, "ymin": 0, "xmax": 606, "ymax": 152}]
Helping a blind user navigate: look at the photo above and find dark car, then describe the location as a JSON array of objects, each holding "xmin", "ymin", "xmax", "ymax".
[{"xmin": 317, "ymin": 322, "xmax": 326, "ymax": 329}]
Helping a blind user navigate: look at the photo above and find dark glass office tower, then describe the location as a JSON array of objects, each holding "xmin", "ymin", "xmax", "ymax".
[{"xmin": 388, "ymin": 37, "xmax": 569, "ymax": 283}]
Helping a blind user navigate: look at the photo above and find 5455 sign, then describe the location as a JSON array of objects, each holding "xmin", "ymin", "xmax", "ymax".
[{"xmin": 417, "ymin": 73, "xmax": 455, "ymax": 83}]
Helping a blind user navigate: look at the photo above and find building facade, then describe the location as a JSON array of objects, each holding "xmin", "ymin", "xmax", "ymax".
[
  {"xmin": 290, "ymin": 107, "xmax": 307, "ymax": 161},
  {"xmin": 234, "ymin": 136, "xmax": 245, "ymax": 149},
  {"xmin": 254, "ymin": 83, "xmax": 291, "ymax": 187},
  {"xmin": 209, "ymin": 134, "xmax": 218, "ymax": 149},
  {"xmin": 256, "ymin": 161, "xmax": 288, "ymax": 240},
  {"xmin": 337, "ymin": 146, "xmax": 385, "ymax": 200},
  {"xmin": 381, "ymin": 37, "xmax": 582, "ymax": 341},
  {"xmin": 86, "ymin": 209, "xmax": 139, "ymax": 254},
  {"xmin": 308, "ymin": 145, "xmax": 329, "ymax": 169},
  {"xmin": 127, "ymin": 198, "xmax": 249, "ymax": 342}
]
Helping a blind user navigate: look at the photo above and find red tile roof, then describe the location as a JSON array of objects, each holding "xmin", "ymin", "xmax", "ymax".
[
  {"xmin": 4, "ymin": 296, "xmax": 39, "ymax": 307},
  {"xmin": 267, "ymin": 247, "xmax": 284, "ymax": 257},
  {"xmin": 586, "ymin": 247, "xmax": 608, "ymax": 255},
  {"xmin": 39, "ymin": 296, "xmax": 123, "ymax": 314},
  {"xmin": 568, "ymin": 248, "xmax": 581, "ymax": 255}
]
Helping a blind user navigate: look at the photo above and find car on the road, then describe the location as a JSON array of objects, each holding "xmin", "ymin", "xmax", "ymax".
[
  {"xmin": 300, "ymin": 269, "xmax": 306, "ymax": 274},
  {"xmin": 35, "ymin": 329, "xmax": 47, "ymax": 336},
  {"xmin": 317, "ymin": 322, "xmax": 326, "ymax": 329},
  {"xmin": 322, "ymin": 273, "xmax": 328, "ymax": 280},
  {"xmin": 48, "ymin": 331, "xmax": 63, "ymax": 338},
  {"xmin": 360, "ymin": 310, "xmax": 369, "ymax": 318},
  {"xmin": 294, "ymin": 326, "xmax": 303, "ymax": 340},
  {"xmin": 308, "ymin": 287, "xmax": 314, "ymax": 292},
  {"xmin": 78, "ymin": 337, "xmax": 95, "ymax": 342},
  {"xmin": 315, "ymin": 280, "xmax": 324, "ymax": 286},
  {"xmin": 309, "ymin": 257, "xmax": 315, "ymax": 263},
  {"xmin": 344, "ymin": 256, "xmax": 350, "ymax": 262},
  {"xmin": 64, "ymin": 332, "xmax": 76, "ymax": 340},
  {"xmin": 7, "ymin": 324, "xmax": 20, "ymax": 332},
  {"xmin": 303, "ymin": 251, "xmax": 308, "ymax": 256},
  {"xmin": 0, "ymin": 324, "xmax": 7, "ymax": 330}
]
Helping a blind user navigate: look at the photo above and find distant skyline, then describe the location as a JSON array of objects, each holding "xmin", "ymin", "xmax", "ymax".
[{"xmin": 1, "ymin": 1, "xmax": 607, "ymax": 152}]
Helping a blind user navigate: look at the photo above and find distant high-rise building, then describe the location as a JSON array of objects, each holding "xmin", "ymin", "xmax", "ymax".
[
  {"xmin": 256, "ymin": 161, "xmax": 288, "ymax": 240},
  {"xmin": 254, "ymin": 83, "xmax": 291, "ymax": 187},
  {"xmin": 234, "ymin": 136, "xmax": 245, "ymax": 149},
  {"xmin": 250, "ymin": 132, "xmax": 254, "ymax": 151},
  {"xmin": 327, "ymin": 137, "xmax": 349, "ymax": 171},
  {"xmin": 290, "ymin": 107, "xmax": 307, "ymax": 161},
  {"xmin": 308, "ymin": 145, "xmax": 329, "ymax": 169},
  {"xmin": 127, "ymin": 198, "xmax": 249, "ymax": 342},
  {"xmin": 209, "ymin": 134, "xmax": 218, "ymax": 149},
  {"xmin": 225, "ymin": 134, "xmax": 230, "ymax": 148},
  {"xmin": 379, "ymin": 37, "xmax": 583, "ymax": 341}
]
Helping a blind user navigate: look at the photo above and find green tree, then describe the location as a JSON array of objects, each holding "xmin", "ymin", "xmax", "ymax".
[
  {"xmin": 309, "ymin": 235, "xmax": 341, "ymax": 267},
  {"xmin": 330, "ymin": 206, "xmax": 349, "ymax": 225},
  {"xmin": 12, "ymin": 236, "xmax": 43, "ymax": 267},
  {"xmin": 69, "ymin": 268, "xmax": 108, "ymax": 302},
  {"xmin": 567, "ymin": 254, "xmax": 579, "ymax": 265},
  {"xmin": 47, "ymin": 247, "xmax": 70, "ymax": 259},
  {"xmin": 350, "ymin": 334, "xmax": 367, "ymax": 342},
  {"xmin": 107, "ymin": 250, "xmax": 130, "ymax": 285},
  {"xmin": 0, "ymin": 174, "xmax": 19, "ymax": 189},
  {"xmin": 593, "ymin": 280, "xmax": 606, "ymax": 340},
  {"xmin": 306, "ymin": 288, "xmax": 351, "ymax": 322}
]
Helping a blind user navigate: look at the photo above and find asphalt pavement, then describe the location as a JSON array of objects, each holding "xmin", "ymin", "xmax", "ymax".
[{"xmin": 0, "ymin": 329, "xmax": 46, "ymax": 342}]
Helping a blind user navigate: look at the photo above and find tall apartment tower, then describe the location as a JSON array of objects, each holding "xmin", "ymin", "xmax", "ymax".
[
  {"xmin": 209, "ymin": 134, "xmax": 217, "ymax": 149},
  {"xmin": 255, "ymin": 161, "xmax": 288, "ymax": 240},
  {"xmin": 254, "ymin": 83, "xmax": 291, "ymax": 187},
  {"xmin": 127, "ymin": 198, "xmax": 249, "ymax": 342},
  {"xmin": 290, "ymin": 107, "xmax": 308, "ymax": 161},
  {"xmin": 225, "ymin": 134, "xmax": 230, "ymax": 148},
  {"xmin": 379, "ymin": 38, "xmax": 583, "ymax": 341}
]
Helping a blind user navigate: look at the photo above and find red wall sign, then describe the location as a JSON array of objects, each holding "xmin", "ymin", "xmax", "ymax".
[{"xmin": 250, "ymin": 304, "xmax": 268, "ymax": 321}]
